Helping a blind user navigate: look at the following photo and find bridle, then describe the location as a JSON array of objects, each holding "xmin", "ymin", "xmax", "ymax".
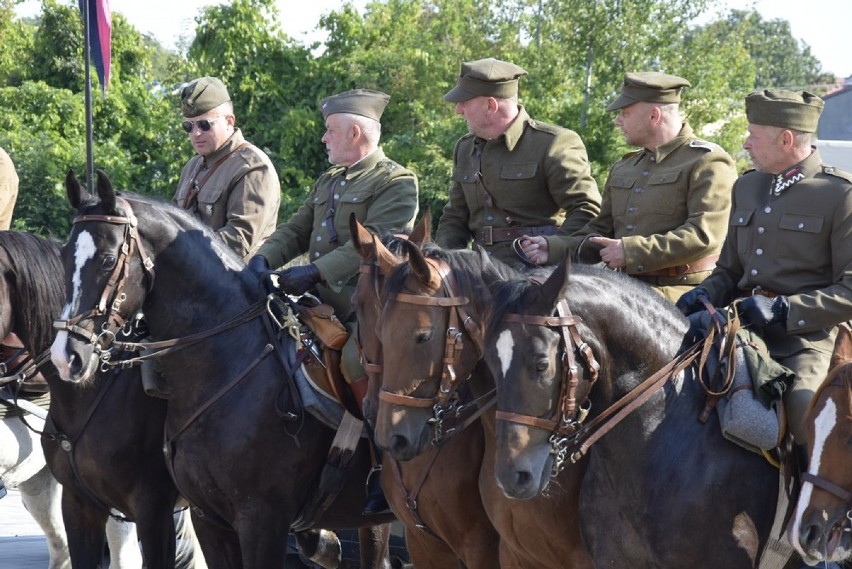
[
  {"xmin": 377, "ymin": 257, "xmax": 494, "ymax": 442},
  {"xmin": 53, "ymin": 196, "xmax": 155, "ymax": 367},
  {"xmin": 800, "ymin": 376, "xmax": 852, "ymax": 529},
  {"xmin": 495, "ymin": 298, "xmax": 601, "ymax": 476}
]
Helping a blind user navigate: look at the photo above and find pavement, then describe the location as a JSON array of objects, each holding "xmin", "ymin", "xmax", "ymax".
[{"xmin": 0, "ymin": 488, "xmax": 52, "ymax": 569}]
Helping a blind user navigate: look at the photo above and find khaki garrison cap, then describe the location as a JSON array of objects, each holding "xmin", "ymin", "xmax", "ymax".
[
  {"xmin": 745, "ymin": 90, "xmax": 824, "ymax": 133},
  {"xmin": 444, "ymin": 58, "xmax": 528, "ymax": 103},
  {"xmin": 320, "ymin": 89, "xmax": 391, "ymax": 122},
  {"xmin": 606, "ymin": 71, "xmax": 691, "ymax": 112},
  {"xmin": 181, "ymin": 76, "xmax": 231, "ymax": 118}
]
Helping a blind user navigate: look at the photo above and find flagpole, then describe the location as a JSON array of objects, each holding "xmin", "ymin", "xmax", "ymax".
[{"xmin": 82, "ymin": 0, "xmax": 95, "ymax": 192}]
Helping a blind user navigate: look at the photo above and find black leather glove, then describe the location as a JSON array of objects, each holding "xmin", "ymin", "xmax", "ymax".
[
  {"xmin": 277, "ymin": 264, "xmax": 322, "ymax": 296},
  {"xmin": 675, "ymin": 286, "xmax": 710, "ymax": 316},
  {"xmin": 738, "ymin": 295, "xmax": 789, "ymax": 330},
  {"xmin": 246, "ymin": 255, "xmax": 269, "ymax": 277}
]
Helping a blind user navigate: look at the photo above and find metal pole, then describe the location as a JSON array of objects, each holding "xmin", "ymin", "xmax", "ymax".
[{"xmin": 82, "ymin": 0, "xmax": 94, "ymax": 191}]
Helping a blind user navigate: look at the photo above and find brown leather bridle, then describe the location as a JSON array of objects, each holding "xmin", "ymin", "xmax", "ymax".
[
  {"xmin": 53, "ymin": 197, "xmax": 155, "ymax": 367},
  {"xmin": 494, "ymin": 299, "xmax": 601, "ymax": 474}
]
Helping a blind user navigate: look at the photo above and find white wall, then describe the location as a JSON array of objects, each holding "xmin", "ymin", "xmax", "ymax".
[{"xmin": 816, "ymin": 140, "xmax": 852, "ymax": 171}]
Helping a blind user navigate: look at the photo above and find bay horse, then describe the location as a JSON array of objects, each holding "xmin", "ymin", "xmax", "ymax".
[
  {"xmin": 350, "ymin": 214, "xmax": 501, "ymax": 569},
  {"xmin": 483, "ymin": 256, "xmax": 805, "ymax": 568},
  {"xmin": 51, "ymin": 170, "xmax": 395, "ymax": 569},
  {"xmin": 0, "ymin": 229, "xmax": 205, "ymax": 569},
  {"xmin": 371, "ymin": 239, "xmax": 594, "ymax": 568},
  {"xmin": 789, "ymin": 323, "xmax": 852, "ymax": 566}
]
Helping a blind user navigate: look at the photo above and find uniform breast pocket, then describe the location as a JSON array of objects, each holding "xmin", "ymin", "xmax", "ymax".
[
  {"xmin": 337, "ymin": 189, "xmax": 372, "ymax": 221},
  {"xmin": 643, "ymin": 170, "xmax": 681, "ymax": 215},
  {"xmin": 497, "ymin": 163, "xmax": 540, "ymax": 208},
  {"xmin": 196, "ymin": 184, "xmax": 226, "ymax": 220},
  {"xmin": 730, "ymin": 209, "xmax": 754, "ymax": 256},
  {"xmin": 775, "ymin": 213, "xmax": 825, "ymax": 260},
  {"xmin": 607, "ymin": 176, "xmax": 635, "ymax": 216}
]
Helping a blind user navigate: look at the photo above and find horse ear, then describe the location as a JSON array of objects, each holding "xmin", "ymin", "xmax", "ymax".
[
  {"xmin": 830, "ymin": 323, "xmax": 852, "ymax": 369},
  {"xmin": 350, "ymin": 213, "xmax": 375, "ymax": 261},
  {"xmin": 404, "ymin": 240, "xmax": 434, "ymax": 287},
  {"xmin": 409, "ymin": 206, "xmax": 432, "ymax": 245},
  {"xmin": 95, "ymin": 170, "xmax": 116, "ymax": 214},
  {"xmin": 537, "ymin": 256, "xmax": 570, "ymax": 310},
  {"xmin": 65, "ymin": 169, "xmax": 91, "ymax": 210}
]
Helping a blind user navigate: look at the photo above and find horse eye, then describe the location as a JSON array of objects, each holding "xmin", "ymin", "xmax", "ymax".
[
  {"xmin": 101, "ymin": 256, "xmax": 117, "ymax": 271},
  {"xmin": 534, "ymin": 359, "xmax": 549, "ymax": 374},
  {"xmin": 415, "ymin": 329, "xmax": 434, "ymax": 343}
]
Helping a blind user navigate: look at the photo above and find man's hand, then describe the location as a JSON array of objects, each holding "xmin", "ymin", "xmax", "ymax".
[
  {"xmin": 277, "ymin": 264, "xmax": 323, "ymax": 296},
  {"xmin": 675, "ymin": 287, "xmax": 710, "ymax": 316},
  {"xmin": 738, "ymin": 295, "xmax": 789, "ymax": 330},
  {"xmin": 589, "ymin": 236, "xmax": 625, "ymax": 268},
  {"xmin": 518, "ymin": 235, "xmax": 550, "ymax": 265},
  {"xmin": 246, "ymin": 255, "xmax": 269, "ymax": 277}
]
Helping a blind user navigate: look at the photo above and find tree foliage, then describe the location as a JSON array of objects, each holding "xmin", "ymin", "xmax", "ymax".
[{"xmin": 0, "ymin": 0, "xmax": 834, "ymax": 238}]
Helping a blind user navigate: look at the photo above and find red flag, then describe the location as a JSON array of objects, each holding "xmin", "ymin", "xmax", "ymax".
[{"xmin": 79, "ymin": 0, "xmax": 111, "ymax": 93}]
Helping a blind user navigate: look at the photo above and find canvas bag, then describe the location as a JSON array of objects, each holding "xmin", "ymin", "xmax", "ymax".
[{"xmin": 295, "ymin": 296, "xmax": 349, "ymax": 351}]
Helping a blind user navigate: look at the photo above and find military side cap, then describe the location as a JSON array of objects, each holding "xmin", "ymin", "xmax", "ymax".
[
  {"xmin": 745, "ymin": 90, "xmax": 824, "ymax": 133},
  {"xmin": 181, "ymin": 76, "xmax": 231, "ymax": 118},
  {"xmin": 443, "ymin": 58, "xmax": 528, "ymax": 103},
  {"xmin": 320, "ymin": 89, "xmax": 390, "ymax": 121},
  {"xmin": 606, "ymin": 71, "xmax": 691, "ymax": 112}
]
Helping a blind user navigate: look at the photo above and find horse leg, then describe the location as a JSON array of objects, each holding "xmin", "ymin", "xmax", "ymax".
[
  {"xmin": 18, "ymin": 466, "xmax": 70, "ymax": 569},
  {"xmin": 60, "ymin": 487, "xmax": 110, "ymax": 569},
  {"xmin": 294, "ymin": 529, "xmax": 341, "ymax": 568},
  {"xmin": 190, "ymin": 513, "xmax": 242, "ymax": 569},
  {"xmin": 173, "ymin": 508, "xmax": 208, "ymax": 569},
  {"xmin": 402, "ymin": 526, "xmax": 464, "ymax": 569},
  {"xmin": 105, "ymin": 518, "xmax": 142, "ymax": 569},
  {"xmin": 131, "ymin": 500, "xmax": 178, "ymax": 569},
  {"xmin": 357, "ymin": 524, "xmax": 392, "ymax": 569}
]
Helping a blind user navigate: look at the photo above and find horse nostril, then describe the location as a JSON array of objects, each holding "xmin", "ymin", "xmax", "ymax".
[
  {"xmin": 515, "ymin": 469, "xmax": 532, "ymax": 490},
  {"xmin": 389, "ymin": 434, "xmax": 410, "ymax": 455},
  {"xmin": 68, "ymin": 352, "xmax": 81, "ymax": 374}
]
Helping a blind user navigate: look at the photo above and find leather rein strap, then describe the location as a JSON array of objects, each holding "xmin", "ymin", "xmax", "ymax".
[{"xmin": 495, "ymin": 299, "xmax": 601, "ymax": 436}]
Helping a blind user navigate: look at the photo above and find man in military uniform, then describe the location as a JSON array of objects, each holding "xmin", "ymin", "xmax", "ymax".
[
  {"xmin": 677, "ymin": 90, "xmax": 852, "ymax": 447},
  {"xmin": 521, "ymin": 72, "xmax": 737, "ymax": 304},
  {"xmin": 174, "ymin": 76, "xmax": 281, "ymax": 261},
  {"xmin": 248, "ymin": 89, "xmax": 419, "ymax": 515},
  {"xmin": 435, "ymin": 57, "xmax": 601, "ymax": 267},
  {"xmin": 0, "ymin": 146, "xmax": 18, "ymax": 230}
]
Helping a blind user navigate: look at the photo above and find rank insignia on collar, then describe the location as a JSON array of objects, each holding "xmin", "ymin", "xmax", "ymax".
[{"xmin": 771, "ymin": 166, "xmax": 804, "ymax": 195}]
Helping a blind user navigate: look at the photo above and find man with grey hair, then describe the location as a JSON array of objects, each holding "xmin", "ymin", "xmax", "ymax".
[{"xmin": 174, "ymin": 76, "xmax": 281, "ymax": 261}]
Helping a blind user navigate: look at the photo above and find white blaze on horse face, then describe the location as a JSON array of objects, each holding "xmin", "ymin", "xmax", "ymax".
[
  {"xmin": 51, "ymin": 231, "xmax": 96, "ymax": 370},
  {"xmin": 496, "ymin": 329, "xmax": 516, "ymax": 377}
]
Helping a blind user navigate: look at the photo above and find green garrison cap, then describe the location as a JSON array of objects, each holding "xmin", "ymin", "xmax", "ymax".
[
  {"xmin": 320, "ymin": 89, "xmax": 390, "ymax": 121},
  {"xmin": 606, "ymin": 71, "xmax": 691, "ymax": 112},
  {"xmin": 745, "ymin": 90, "xmax": 824, "ymax": 133},
  {"xmin": 181, "ymin": 76, "xmax": 231, "ymax": 118},
  {"xmin": 443, "ymin": 58, "xmax": 528, "ymax": 103}
]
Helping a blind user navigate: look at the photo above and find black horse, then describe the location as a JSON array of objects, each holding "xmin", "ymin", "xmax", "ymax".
[
  {"xmin": 0, "ymin": 230, "xmax": 203, "ymax": 569},
  {"xmin": 51, "ymin": 171, "xmax": 394, "ymax": 569},
  {"xmin": 483, "ymin": 256, "xmax": 805, "ymax": 568}
]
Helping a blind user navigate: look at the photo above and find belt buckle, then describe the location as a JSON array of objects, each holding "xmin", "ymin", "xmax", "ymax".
[
  {"xmin": 751, "ymin": 286, "xmax": 763, "ymax": 296},
  {"xmin": 481, "ymin": 226, "xmax": 493, "ymax": 246}
]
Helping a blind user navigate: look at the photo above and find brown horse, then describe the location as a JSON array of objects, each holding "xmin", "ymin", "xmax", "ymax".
[
  {"xmin": 370, "ymin": 240, "xmax": 594, "ymax": 569},
  {"xmin": 350, "ymin": 214, "xmax": 500, "ymax": 569},
  {"xmin": 789, "ymin": 323, "xmax": 852, "ymax": 566}
]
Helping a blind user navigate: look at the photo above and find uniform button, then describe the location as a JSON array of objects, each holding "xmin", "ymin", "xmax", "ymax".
[
  {"xmin": 750, "ymin": 269, "xmax": 758, "ymax": 276},
  {"xmin": 352, "ymin": 196, "xmax": 359, "ymax": 201},
  {"xmin": 642, "ymin": 170, "xmax": 649, "ymax": 176},
  {"xmin": 636, "ymin": 265, "xmax": 644, "ymax": 272},
  {"xmin": 797, "ymin": 319, "xmax": 806, "ymax": 327},
  {"xmin": 340, "ymin": 181, "xmax": 347, "ymax": 186},
  {"xmin": 628, "ymin": 206, "xmax": 637, "ymax": 213},
  {"xmin": 321, "ymin": 221, "xmax": 326, "ymax": 227},
  {"xmin": 650, "ymin": 157, "xmax": 656, "ymax": 162},
  {"xmin": 755, "ymin": 248, "xmax": 763, "ymax": 255},
  {"xmin": 626, "ymin": 224, "xmax": 634, "ymax": 230},
  {"xmin": 314, "ymin": 252, "xmax": 320, "ymax": 258},
  {"xmin": 797, "ymin": 222, "xmax": 804, "ymax": 229},
  {"xmin": 634, "ymin": 187, "xmax": 642, "ymax": 193},
  {"xmin": 464, "ymin": 174, "xmax": 470, "ymax": 180},
  {"xmin": 316, "ymin": 236, "xmax": 322, "ymax": 242},
  {"xmin": 737, "ymin": 216, "xmax": 745, "ymax": 223},
  {"xmin": 757, "ymin": 227, "xmax": 765, "ymax": 234},
  {"xmin": 486, "ymin": 215, "xmax": 494, "ymax": 221},
  {"xmin": 337, "ymin": 280, "xmax": 344, "ymax": 286},
  {"xmin": 516, "ymin": 172, "xmax": 524, "ymax": 178},
  {"xmin": 764, "ymin": 206, "xmax": 771, "ymax": 214},
  {"xmin": 334, "ymin": 194, "xmax": 340, "ymax": 200}
]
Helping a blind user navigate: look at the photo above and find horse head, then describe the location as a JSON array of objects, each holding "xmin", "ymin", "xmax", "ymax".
[{"xmin": 789, "ymin": 323, "xmax": 852, "ymax": 566}]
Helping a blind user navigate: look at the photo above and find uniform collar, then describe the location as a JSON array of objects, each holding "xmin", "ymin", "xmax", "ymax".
[
  {"xmin": 202, "ymin": 128, "xmax": 245, "ymax": 166},
  {"xmin": 500, "ymin": 105, "xmax": 531, "ymax": 152},
  {"xmin": 336, "ymin": 147, "xmax": 386, "ymax": 179},
  {"xmin": 636, "ymin": 123, "xmax": 694, "ymax": 165},
  {"xmin": 770, "ymin": 148, "xmax": 821, "ymax": 196}
]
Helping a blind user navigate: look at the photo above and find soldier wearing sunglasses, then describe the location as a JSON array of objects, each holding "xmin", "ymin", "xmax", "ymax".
[{"xmin": 173, "ymin": 76, "xmax": 281, "ymax": 261}]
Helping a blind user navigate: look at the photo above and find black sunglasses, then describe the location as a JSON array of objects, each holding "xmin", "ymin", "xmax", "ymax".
[{"xmin": 182, "ymin": 116, "xmax": 222, "ymax": 133}]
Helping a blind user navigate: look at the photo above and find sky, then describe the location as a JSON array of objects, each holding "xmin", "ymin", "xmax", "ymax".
[{"xmin": 14, "ymin": 0, "xmax": 851, "ymax": 78}]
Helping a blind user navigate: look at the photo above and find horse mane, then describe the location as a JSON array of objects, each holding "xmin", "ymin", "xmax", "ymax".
[{"xmin": 0, "ymin": 232, "xmax": 64, "ymax": 353}]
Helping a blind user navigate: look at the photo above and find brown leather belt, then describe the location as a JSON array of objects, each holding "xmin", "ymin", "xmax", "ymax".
[
  {"xmin": 632, "ymin": 254, "xmax": 719, "ymax": 277},
  {"xmin": 473, "ymin": 225, "xmax": 557, "ymax": 246},
  {"xmin": 740, "ymin": 286, "xmax": 779, "ymax": 298}
]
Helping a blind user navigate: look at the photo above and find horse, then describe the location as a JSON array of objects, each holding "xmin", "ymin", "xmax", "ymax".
[
  {"xmin": 789, "ymin": 323, "xmax": 852, "ymax": 566},
  {"xmin": 483, "ymin": 256, "xmax": 806, "ymax": 568},
  {"xmin": 350, "ymin": 214, "xmax": 501, "ymax": 569},
  {"xmin": 0, "ymin": 229, "xmax": 207, "ymax": 569},
  {"xmin": 370, "ymin": 238, "xmax": 594, "ymax": 568},
  {"xmin": 50, "ymin": 170, "xmax": 395, "ymax": 569}
]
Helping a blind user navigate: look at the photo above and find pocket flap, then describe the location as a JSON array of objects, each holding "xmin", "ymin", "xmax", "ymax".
[
  {"xmin": 730, "ymin": 210, "xmax": 754, "ymax": 227},
  {"xmin": 649, "ymin": 171, "xmax": 681, "ymax": 185},
  {"xmin": 779, "ymin": 214, "xmax": 823, "ymax": 234}
]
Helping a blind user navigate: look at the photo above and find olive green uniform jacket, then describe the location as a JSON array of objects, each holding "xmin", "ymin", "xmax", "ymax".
[
  {"xmin": 257, "ymin": 147, "xmax": 419, "ymax": 320},
  {"xmin": 548, "ymin": 124, "xmax": 736, "ymax": 293},
  {"xmin": 0, "ymin": 147, "xmax": 19, "ymax": 230},
  {"xmin": 435, "ymin": 106, "xmax": 600, "ymax": 266},
  {"xmin": 174, "ymin": 129, "xmax": 281, "ymax": 261},
  {"xmin": 700, "ymin": 151, "xmax": 852, "ymax": 349}
]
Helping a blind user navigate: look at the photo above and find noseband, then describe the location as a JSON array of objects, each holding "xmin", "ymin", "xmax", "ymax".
[{"xmin": 53, "ymin": 197, "xmax": 155, "ymax": 364}]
